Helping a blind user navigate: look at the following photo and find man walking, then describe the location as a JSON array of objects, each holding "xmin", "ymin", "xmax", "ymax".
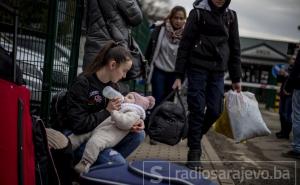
[{"xmin": 172, "ymin": 0, "xmax": 242, "ymax": 169}]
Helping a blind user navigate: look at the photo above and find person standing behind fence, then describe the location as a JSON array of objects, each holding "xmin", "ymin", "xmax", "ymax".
[
  {"xmin": 282, "ymin": 46, "xmax": 300, "ymax": 159},
  {"xmin": 172, "ymin": 0, "xmax": 242, "ymax": 170},
  {"xmin": 145, "ymin": 6, "xmax": 186, "ymax": 106},
  {"xmin": 66, "ymin": 41, "xmax": 145, "ymax": 168},
  {"xmin": 82, "ymin": 0, "xmax": 143, "ymax": 70}
]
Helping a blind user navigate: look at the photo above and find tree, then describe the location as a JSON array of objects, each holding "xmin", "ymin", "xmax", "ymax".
[{"xmin": 139, "ymin": 0, "xmax": 171, "ymax": 22}]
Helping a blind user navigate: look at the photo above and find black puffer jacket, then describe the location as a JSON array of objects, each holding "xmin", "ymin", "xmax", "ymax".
[
  {"xmin": 175, "ymin": 0, "xmax": 241, "ymax": 83},
  {"xmin": 83, "ymin": 0, "xmax": 143, "ymax": 69}
]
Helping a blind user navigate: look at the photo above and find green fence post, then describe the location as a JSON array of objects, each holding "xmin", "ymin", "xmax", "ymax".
[
  {"xmin": 132, "ymin": 16, "xmax": 150, "ymax": 53},
  {"xmin": 68, "ymin": 0, "xmax": 83, "ymax": 88},
  {"xmin": 41, "ymin": 0, "xmax": 58, "ymax": 122}
]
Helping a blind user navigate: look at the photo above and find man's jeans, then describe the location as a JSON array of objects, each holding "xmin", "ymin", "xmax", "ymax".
[
  {"xmin": 74, "ymin": 131, "xmax": 145, "ymax": 165},
  {"xmin": 187, "ymin": 69, "xmax": 224, "ymax": 151},
  {"xmin": 292, "ymin": 90, "xmax": 300, "ymax": 153}
]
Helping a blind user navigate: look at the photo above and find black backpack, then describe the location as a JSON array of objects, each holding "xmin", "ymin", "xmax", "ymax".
[{"xmin": 148, "ymin": 90, "xmax": 188, "ymax": 146}]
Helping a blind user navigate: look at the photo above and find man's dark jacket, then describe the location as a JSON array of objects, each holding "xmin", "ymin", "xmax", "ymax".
[
  {"xmin": 175, "ymin": 0, "xmax": 241, "ymax": 82},
  {"xmin": 285, "ymin": 50, "xmax": 300, "ymax": 92},
  {"xmin": 83, "ymin": 0, "xmax": 143, "ymax": 69}
]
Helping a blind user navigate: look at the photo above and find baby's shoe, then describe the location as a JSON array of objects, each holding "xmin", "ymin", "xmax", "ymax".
[{"xmin": 74, "ymin": 159, "xmax": 92, "ymax": 174}]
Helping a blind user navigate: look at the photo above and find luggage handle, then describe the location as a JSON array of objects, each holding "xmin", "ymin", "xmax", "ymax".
[{"xmin": 17, "ymin": 98, "xmax": 24, "ymax": 185}]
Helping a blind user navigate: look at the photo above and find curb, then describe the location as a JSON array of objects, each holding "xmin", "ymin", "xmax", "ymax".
[{"xmin": 203, "ymin": 136, "xmax": 235, "ymax": 185}]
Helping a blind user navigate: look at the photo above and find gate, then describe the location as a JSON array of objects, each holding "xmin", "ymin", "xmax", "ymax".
[{"xmin": 0, "ymin": 0, "xmax": 84, "ymax": 122}]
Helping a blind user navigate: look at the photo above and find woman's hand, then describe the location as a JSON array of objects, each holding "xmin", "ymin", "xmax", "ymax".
[
  {"xmin": 106, "ymin": 97, "xmax": 122, "ymax": 112},
  {"xmin": 130, "ymin": 119, "xmax": 145, "ymax": 133}
]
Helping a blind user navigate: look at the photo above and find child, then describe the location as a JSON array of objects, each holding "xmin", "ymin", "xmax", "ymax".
[{"xmin": 69, "ymin": 92, "xmax": 155, "ymax": 173}]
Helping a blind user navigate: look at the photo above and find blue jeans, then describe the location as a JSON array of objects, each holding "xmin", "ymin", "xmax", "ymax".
[
  {"xmin": 151, "ymin": 67, "xmax": 177, "ymax": 106},
  {"xmin": 74, "ymin": 131, "xmax": 145, "ymax": 165},
  {"xmin": 292, "ymin": 90, "xmax": 300, "ymax": 153},
  {"xmin": 187, "ymin": 69, "xmax": 224, "ymax": 151}
]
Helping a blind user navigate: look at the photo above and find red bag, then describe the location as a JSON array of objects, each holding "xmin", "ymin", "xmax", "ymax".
[{"xmin": 0, "ymin": 79, "xmax": 35, "ymax": 185}]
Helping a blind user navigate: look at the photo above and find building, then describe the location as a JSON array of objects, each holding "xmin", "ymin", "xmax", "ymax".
[{"xmin": 227, "ymin": 37, "xmax": 297, "ymax": 109}]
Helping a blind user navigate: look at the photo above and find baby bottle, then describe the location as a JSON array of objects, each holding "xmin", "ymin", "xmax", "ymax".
[{"xmin": 102, "ymin": 86, "xmax": 124, "ymax": 102}]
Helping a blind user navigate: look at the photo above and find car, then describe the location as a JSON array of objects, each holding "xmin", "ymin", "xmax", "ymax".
[
  {"xmin": 11, "ymin": 34, "xmax": 70, "ymax": 87},
  {"xmin": 0, "ymin": 33, "xmax": 70, "ymax": 105}
]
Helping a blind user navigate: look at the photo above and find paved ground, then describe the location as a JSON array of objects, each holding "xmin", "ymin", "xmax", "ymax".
[
  {"xmin": 127, "ymin": 107, "xmax": 299, "ymax": 185},
  {"xmin": 206, "ymin": 109, "xmax": 299, "ymax": 185},
  {"xmin": 128, "ymin": 136, "xmax": 235, "ymax": 185}
]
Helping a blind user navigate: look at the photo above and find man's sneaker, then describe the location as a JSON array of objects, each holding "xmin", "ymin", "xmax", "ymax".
[
  {"xmin": 282, "ymin": 150, "xmax": 300, "ymax": 159},
  {"xmin": 186, "ymin": 149, "xmax": 203, "ymax": 171}
]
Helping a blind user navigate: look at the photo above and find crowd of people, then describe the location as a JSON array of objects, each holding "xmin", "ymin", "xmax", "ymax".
[
  {"xmin": 51, "ymin": 0, "xmax": 243, "ymax": 176},
  {"xmin": 2, "ymin": 0, "xmax": 298, "ymax": 184},
  {"xmin": 2, "ymin": 0, "xmax": 300, "ymax": 185}
]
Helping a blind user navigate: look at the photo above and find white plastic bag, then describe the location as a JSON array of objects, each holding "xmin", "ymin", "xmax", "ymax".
[{"xmin": 226, "ymin": 90, "xmax": 271, "ymax": 143}]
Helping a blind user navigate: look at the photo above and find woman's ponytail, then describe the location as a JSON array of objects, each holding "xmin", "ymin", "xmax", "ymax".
[{"xmin": 83, "ymin": 41, "xmax": 118, "ymax": 76}]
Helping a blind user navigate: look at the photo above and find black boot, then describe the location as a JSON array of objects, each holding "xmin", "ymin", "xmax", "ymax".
[
  {"xmin": 150, "ymin": 139, "xmax": 158, "ymax": 145},
  {"xmin": 186, "ymin": 149, "xmax": 203, "ymax": 171},
  {"xmin": 275, "ymin": 132, "xmax": 289, "ymax": 139}
]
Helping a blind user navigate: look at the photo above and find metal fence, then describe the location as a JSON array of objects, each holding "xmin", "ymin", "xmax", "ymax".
[
  {"xmin": 129, "ymin": 15, "xmax": 151, "ymax": 95},
  {"xmin": 0, "ymin": 0, "xmax": 83, "ymax": 122},
  {"xmin": 132, "ymin": 15, "xmax": 151, "ymax": 53}
]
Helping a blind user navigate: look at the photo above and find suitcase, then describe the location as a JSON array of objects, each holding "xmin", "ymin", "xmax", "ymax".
[
  {"xmin": 80, "ymin": 159, "xmax": 217, "ymax": 185},
  {"xmin": 0, "ymin": 79, "xmax": 36, "ymax": 185},
  {"xmin": 0, "ymin": 3, "xmax": 35, "ymax": 184}
]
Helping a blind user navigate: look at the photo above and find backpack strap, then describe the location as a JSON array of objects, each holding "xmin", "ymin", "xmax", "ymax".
[
  {"xmin": 196, "ymin": 8, "xmax": 235, "ymax": 31},
  {"xmin": 196, "ymin": 8, "xmax": 200, "ymax": 23},
  {"xmin": 229, "ymin": 9, "xmax": 235, "ymax": 23},
  {"xmin": 225, "ymin": 9, "xmax": 235, "ymax": 29},
  {"xmin": 221, "ymin": 9, "xmax": 235, "ymax": 37},
  {"xmin": 195, "ymin": 8, "xmax": 205, "ymax": 25}
]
